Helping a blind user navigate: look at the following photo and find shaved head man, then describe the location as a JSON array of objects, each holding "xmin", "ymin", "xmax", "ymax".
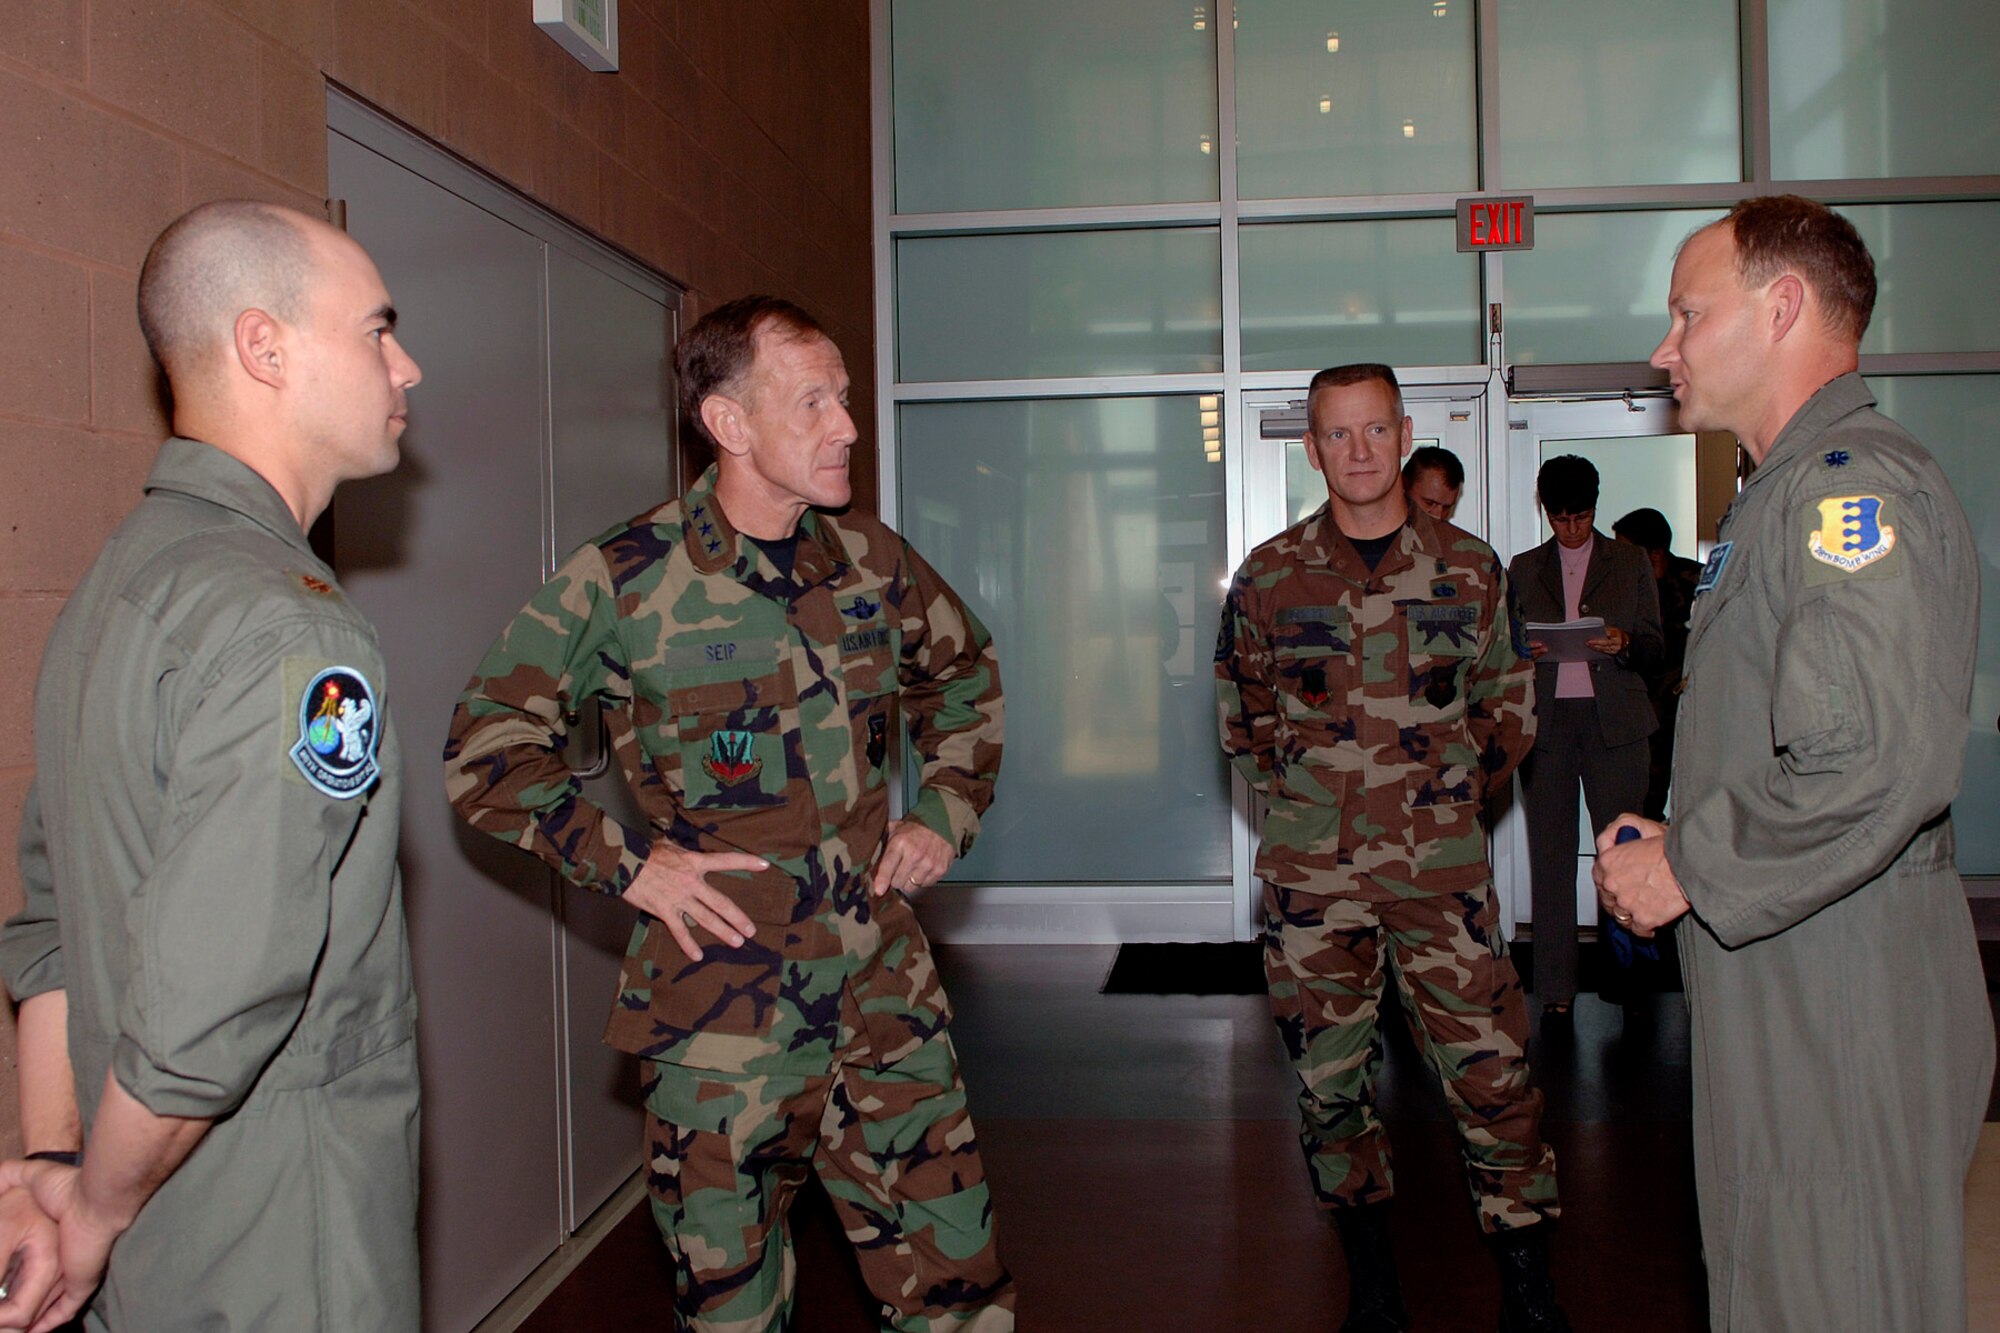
[{"xmin": 0, "ymin": 201, "xmax": 425, "ymax": 1330}]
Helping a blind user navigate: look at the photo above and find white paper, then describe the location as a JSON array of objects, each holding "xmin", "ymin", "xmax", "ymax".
[{"xmin": 1525, "ymin": 617, "xmax": 1607, "ymax": 663}]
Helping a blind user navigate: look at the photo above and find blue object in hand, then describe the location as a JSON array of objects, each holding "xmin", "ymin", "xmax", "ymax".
[{"xmin": 1606, "ymin": 825, "xmax": 1661, "ymax": 966}]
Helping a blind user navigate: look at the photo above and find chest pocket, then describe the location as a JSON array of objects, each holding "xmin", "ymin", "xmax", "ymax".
[
  {"xmin": 1272, "ymin": 605, "xmax": 1352, "ymax": 720},
  {"xmin": 1684, "ymin": 536, "xmax": 1750, "ymax": 663},
  {"xmin": 665, "ymin": 635, "xmax": 796, "ymax": 811},
  {"xmin": 838, "ymin": 618, "xmax": 900, "ymax": 785},
  {"xmin": 837, "ymin": 619, "xmax": 898, "ymax": 699},
  {"xmin": 1405, "ymin": 602, "xmax": 1481, "ymax": 710}
]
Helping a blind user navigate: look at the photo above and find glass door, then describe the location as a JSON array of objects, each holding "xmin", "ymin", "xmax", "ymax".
[{"xmin": 1489, "ymin": 394, "xmax": 1738, "ymax": 936}]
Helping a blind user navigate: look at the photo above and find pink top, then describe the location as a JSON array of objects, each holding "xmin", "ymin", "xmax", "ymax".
[{"xmin": 1556, "ymin": 535, "xmax": 1594, "ymax": 698}]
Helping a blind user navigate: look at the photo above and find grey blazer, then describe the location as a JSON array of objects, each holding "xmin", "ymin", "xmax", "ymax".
[{"xmin": 1507, "ymin": 533, "xmax": 1663, "ymax": 748}]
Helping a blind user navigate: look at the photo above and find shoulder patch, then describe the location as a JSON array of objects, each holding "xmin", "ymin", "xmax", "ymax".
[
  {"xmin": 1694, "ymin": 541, "xmax": 1732, "ymax": 594},
  {"xmin": 1805, "ymin": 494, "xmax": 1902, "ymax": 583},
  {"xmin": 289, "ymin": 666, "xmax": 382, "ymax": 799}
]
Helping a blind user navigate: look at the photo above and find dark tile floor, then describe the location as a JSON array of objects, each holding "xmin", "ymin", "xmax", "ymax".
[{"xmin": 519, "ymin": 944, "xmax": 1744, "ymax": 1332}]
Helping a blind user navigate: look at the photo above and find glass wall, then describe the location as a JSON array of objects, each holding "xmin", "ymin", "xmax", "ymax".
[
  {"xmin": 1872, "ymin": 375, "xmax": 2000, "ymax": 872},
  {"xmin": 891, "ymin": 0, "xmax": 1219, "ymax": 212},
  {"xmin": 1504, "ymin": 210, "xmax": 1728, "ymax": 365},
  {"xmin": 899, "ymin": 397, "xmax": 1233, "ymax": 883},
  {"xmin": 1234, "ymin": 0, "xmax": 1477, "ymax": 200},
  {"xmin": 1497, "ymin": 0, "xmax": 1742, "ymax": 187},
  {"xmin": 1769, "ymin": 0, "xmax": 2000, "ymax": 180},
  {"xmin": 1239, "ymin": 220, "xmax": 1480, "ymax": 370},
  {"xmin": 882, "ymin": 1, "xmax": 2000, "ymax": 893},
  {"xmin": 897, "ymin": 229, "xmax": 1223, "ymax": 382}
]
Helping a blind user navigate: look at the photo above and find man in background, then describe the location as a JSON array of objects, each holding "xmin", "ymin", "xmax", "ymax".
[
  {"xmin": 1610, "ymin": 507, "xmax": 1701, "ymax": 819},
  {"xmin": 1218, "ymin": 364, "xmax": 1567, "ymax": 1333},
  {"xmin": 1597, "ymin": 195, "xmax": 1993, "ymax": 1331},
  {"xmin": 0, "ymin": 201, "xmax": 424, "ymax": 1330},
  {"xmin": 1401, "ymin": 444, "xmax": 1464, "ymax": 522}
]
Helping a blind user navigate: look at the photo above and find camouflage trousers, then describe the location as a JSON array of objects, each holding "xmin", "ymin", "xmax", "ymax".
[
  {"xmin": 1261, "ymin": 878, "xmax": 1559, "ymax": 1233},
  {"xmin": 641, "ymin": 997, "xmax": 1014, "ymax": 1333}
]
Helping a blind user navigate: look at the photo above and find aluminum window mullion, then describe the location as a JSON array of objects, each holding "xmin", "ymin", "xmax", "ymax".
[
  {"xmin": 1477, "ymin": 0, "xmax": 1501, "ymax": 190},
  {"xmin": 889, "ymin": 202, "xmax": 1225, "ymax": 237},
  {"xmin": 1742, "ymin": 0, "xmax": 1772, "ymax": 188},
  {"xmin": 892, "ymin": 374, "xmax": 1227, "ymax": 403},
  {"xmin": 871, "ymin": 0, "xmax": 900, "ymax": 528}
]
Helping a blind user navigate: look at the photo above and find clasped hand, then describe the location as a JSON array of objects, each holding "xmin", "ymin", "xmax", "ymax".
[
  {"xmin": 0, "ymin": 1162, "xmax": 120, "ymax": 1333},
  {"xmin": 629, "ymin": 818, "xmax": 955, "ymax": 962}
]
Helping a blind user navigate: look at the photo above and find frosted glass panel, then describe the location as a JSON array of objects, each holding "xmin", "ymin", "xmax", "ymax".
[
  {"xmin": 891, "ymin": 0, "xmax": 1218, "ymax": 212},
  {"xmin": 1234, "ymin": 0, "xmax": 1476, "ymax": 200},
  {"xmin": 1504, "ymin": 210, "xmax": 1726, "ymax": 365},
  {"xmin": 1842, "ymin": 204, "xmax": 2000, "ymax": 356},
  {"xmin": 1870, "ymin": 375, "xmax": 2000, "ymax": 875},
  {"xmin": 1498, "ymin": 0, "xmax": 1740, "ymax": 187},
  {"xmin": 1537, "ymin": 436, "xmax": 1699, "ymax": 565},
  {"xmin": 1771, "ymin": 0, "xmax": 2000, "ymax": 179},
  {"xmin": 898, "ymin": 398, "xmax": 1233, "ymax": 883},
  {"xmin": 1240, "ymin": 219, "xmax": 1481, "ymax": 372},
  {"xmin": 896, "ymin": 229, "xmax": 1223, "ymax": 382}
]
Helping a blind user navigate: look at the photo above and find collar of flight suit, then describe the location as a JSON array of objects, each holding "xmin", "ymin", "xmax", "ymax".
[
  {"xmin": 679, "ymin": 462, "xmax": 854, "ymax": 591},
  {"xmin": 1742, "ymin": 371, "xmax": 1877, "ymax": 494},
  {"xmin": 143, "ymin": 436, "xmax": 317, "ymax": 558},
  {"xmin": 1298, "ymin": 502, "xmax": 1449, "ymax": 586}
]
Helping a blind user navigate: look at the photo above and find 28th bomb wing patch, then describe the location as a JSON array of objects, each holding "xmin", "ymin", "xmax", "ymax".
[{"xmin": 1805, "ymin": 494, "xmax": 1902, "ymax": 583}]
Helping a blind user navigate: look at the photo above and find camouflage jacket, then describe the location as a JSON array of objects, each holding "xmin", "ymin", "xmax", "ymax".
[
  {"xmin": 1215, "ymin": 507, "xmax": 1534, "ymax": 901},
  {"xmin": 445, "ymin": 465, "xmax": 1003, "ymax": 1074}
]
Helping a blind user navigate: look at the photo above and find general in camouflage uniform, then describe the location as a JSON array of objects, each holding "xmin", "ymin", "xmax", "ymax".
[
  {"xmin": 445, "ymin": 297, "xmax": 1011, "ymax": 1333},
  {"xmin": 1217, "ymin": 364, "xmax": 1567, "ymax": 1333}
]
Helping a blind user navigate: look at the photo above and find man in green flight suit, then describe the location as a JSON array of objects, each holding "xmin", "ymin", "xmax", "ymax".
[
  {"xmin": 1597, "ymin": 196, "xmax": 1994, "ymax": 1330},
  {"xmin": 0, "ymin": 202, "xmax": 425, "ymax": 1330},
  {"xmin": 1216, "ymin": 364, "xmax": 1569, "ymax": 1333},
  {"xmin": 445, "ymin": 296, "xmax": 1013, "ymax": 1332}
]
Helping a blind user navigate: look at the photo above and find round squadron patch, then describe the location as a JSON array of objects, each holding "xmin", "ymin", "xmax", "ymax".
[{"xmin": 289, "ymin": 666, "xmax": 382, "ymax": 798}]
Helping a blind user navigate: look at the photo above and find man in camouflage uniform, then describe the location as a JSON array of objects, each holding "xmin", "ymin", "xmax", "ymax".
[
  {"xmin": 1217, "ymin": 364, "xmax": 1569, "ymax": 1333},
  {"xmin": 445, "ymin": 297, "xmax": 1012, "ymax": 1332}
]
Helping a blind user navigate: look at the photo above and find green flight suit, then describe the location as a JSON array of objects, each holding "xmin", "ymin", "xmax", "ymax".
[
  {"xmin": 1664, "ymin": 375, "xmax": 1994, "ymax": 1331},
  {"xmin": 0, "ymin": 438, "xmax": 421, "ymax": 1331}
]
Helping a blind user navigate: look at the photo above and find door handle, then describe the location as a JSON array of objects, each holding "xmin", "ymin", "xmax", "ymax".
[{"xmin": 563, "ymin": 703, "xmax": 613, "ymax": 781}]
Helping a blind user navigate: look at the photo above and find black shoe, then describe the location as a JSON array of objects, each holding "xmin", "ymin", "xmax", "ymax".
[
  {"xmin": 1333, "ymin": 1202, "xmax": 1408, "ymax": 1333},
  {"xmin": 1493, "ymin": 1223, "xmax": 1572, "ymax": 1333}
]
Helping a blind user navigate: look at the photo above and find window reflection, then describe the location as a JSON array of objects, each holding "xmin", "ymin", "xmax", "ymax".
[
  {"xmin": 1497, "ymin": 0, "xmax": 1741, "ymax": 187},
  {"xmin": 900, "ymin": 397, "xmax": 1233, "ymax": 883}
]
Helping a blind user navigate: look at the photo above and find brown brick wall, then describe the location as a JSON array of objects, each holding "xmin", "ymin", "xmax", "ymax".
[{"xmin": 0, "ymin": 0, "xmax": 878, "ymax": 1153}]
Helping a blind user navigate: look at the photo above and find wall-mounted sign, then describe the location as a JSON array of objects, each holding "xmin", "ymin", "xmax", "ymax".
[
  {"xmin": 534, "ymin": 0, "xmax": 618, "ymax": 72},
  {"xmin": 1456, "ymin": 195, "xmax": 1534, "ymax": 252}
]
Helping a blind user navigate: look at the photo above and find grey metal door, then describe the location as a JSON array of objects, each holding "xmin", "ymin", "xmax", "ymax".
[{"xmin": 329, "ymin": 95, "xmax": 679, "ymax": 1333}]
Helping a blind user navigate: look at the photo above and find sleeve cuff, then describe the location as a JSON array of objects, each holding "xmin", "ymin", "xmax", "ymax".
[{"xmin": 909, "ymin": 787, "xmax": 980, "ymax": 858}]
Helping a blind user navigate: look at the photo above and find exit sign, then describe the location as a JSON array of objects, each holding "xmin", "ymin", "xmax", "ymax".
[{"xmin": 1456, "ymin": 196, "xmax": 1534, "ymax": 252}]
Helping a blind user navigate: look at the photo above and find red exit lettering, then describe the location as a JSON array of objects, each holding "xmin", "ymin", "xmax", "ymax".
[{"xmin": 1455, "ymin": 196, "xmax": 1534, "ymax": 252}]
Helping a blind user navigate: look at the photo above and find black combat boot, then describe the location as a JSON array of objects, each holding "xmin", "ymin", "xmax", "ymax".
[
  {"xmin": 1492, "ymin": 1223, "xmax": 1573, "ymax": 1333},
  {"xmin": 1332, "ymin": 1202, "xmax": 1408, "ymax": 1333}
]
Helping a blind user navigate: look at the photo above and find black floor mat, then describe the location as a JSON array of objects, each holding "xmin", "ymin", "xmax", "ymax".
[
  {"xmin": 1098, "ymin": 938, "xmax": 1691, "ymax": 997},
  {"xmin": 1100, "ymin": 941, "xmax": 1266, "ymax": 995},
  {"xmin": 1512, "ymin": 938, "xmax": 1684, "ymax": 996}
]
